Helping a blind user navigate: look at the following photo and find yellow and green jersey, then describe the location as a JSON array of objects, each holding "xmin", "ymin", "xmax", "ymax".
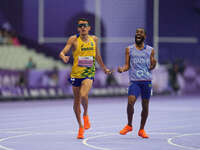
[{"xmin": 71, "ymin": 35, "xmax": 96, "ymax": 78}]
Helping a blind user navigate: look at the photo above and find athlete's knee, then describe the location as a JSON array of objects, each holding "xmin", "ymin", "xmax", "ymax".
[
  {"xmin": 80, "ymin": 94, "xmax": 88, "ymax": 101},
  {"xmin": 128, "ymin": 96, "xmax": 136, "ymax": 105},
  {"xmin": 73, "ymin": 98, "xmax": 81, "ymax": 105}
]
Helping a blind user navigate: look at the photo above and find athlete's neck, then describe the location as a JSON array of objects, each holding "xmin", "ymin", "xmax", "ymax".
[
  {"xmin": 135, "ymin": 43, "xmax": 144, "ymax": 50},
  {"xmin": 80, "ymin": 34, "xmax": 89, "ymax": 42}
]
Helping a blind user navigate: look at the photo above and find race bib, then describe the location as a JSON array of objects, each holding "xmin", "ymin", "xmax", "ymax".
[{"xmin": 78, "ymin": 56, "xmax": 93, "ymax": 67}]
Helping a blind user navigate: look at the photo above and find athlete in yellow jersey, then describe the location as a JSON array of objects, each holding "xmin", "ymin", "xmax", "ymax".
[
  {"xmin": 71, "ymin": 35, "xmax": 96, "ymax": 78},
  {"xmin": 59, "ymin": 18, "xmax": 111, "ymax": 139}
]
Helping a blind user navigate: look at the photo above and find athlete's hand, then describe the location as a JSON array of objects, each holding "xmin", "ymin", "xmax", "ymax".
[
  {"xmin": 104, "ymin": 68, "xmax": 112, "ymax": 75},
  {"xmin": 61, "ymin": 56, "xmax": 70, "ymax": 63},
  {"xmin": 150, "ymin": 58, "xmax": 157, "ymax": 70},
  {"xmin": 117, "ymin": 67, "xmax": 123, "ymax": 73}
]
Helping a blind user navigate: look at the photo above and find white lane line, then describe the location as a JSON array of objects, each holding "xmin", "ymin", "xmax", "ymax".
[
  {"xmin": 82, "ymin": 133, "xmax": 117, "ymax": 150},
  {"xmin": 0, "ymin": 145, "xmax": 14, "ymax": 150},
  {"xmin": 0, "ymin": 134, "xmax": 33, "ymax": 142},
  {"xmin": 82, "ymin": 132, "xmax": 179, "ymax": 150},
  {"xmin": 0, "ymin": 133, "xmax": 33, "ymax": 150},
  {"xmin": 168, "ymin": 133, "xmax": 200, "ymax": 150}
]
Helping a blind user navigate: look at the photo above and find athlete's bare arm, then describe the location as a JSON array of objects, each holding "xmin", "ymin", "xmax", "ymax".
[
  {"xmin": 149, "ymin": 49, "xmax": 157, "ymax": 70},
  {"xmin": 117, "ymin": 47, "xmax": 130, "ymax": 73},
  {"xmin": 59, "ymin": 35, "xmax": 76, "ymax": 63},
  {"xmin": 92, "ymin": 36, "xmax": 111, "ymax": 74}
]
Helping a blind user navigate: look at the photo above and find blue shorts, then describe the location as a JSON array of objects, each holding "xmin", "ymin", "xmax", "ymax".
[
  {"xmin": 128, "ymin": 81, "xmax": 152, "ymax": 99},
  {"xmin": 68, "ymin": 77, "xmax": 94, "ymax": 87}
]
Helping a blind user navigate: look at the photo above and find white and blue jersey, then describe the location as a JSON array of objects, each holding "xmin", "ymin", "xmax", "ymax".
[
  {"xmin": 128, "ymin": 44, "xmax": 153, "ymax": 99},
  {"xmin": 129, "ymin": 44, "xmax": 153, "ymax": 81}
]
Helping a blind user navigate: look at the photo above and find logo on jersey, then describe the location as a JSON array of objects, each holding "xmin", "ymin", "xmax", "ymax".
[
  {"xmin": 81, "ymin": 47, "xmax": 94, "ymax": 51},
  {"xmin": 80, "ymin": 42, "xmax": 94, "ymax": 51}
]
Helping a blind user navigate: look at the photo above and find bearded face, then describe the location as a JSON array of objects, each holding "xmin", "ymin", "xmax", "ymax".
[
  {"xmin": 135, "ymin": 28, "xmax": 146, "ymax": 45},
  {"xmin": 135, "ymin": 35, "xmax": 145, "ymax": 45}
]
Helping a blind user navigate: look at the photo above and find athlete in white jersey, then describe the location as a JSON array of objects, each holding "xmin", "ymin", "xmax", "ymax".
[{"xmin": 118, "ymin": 28, "xmax": 157, "ymax": 138}]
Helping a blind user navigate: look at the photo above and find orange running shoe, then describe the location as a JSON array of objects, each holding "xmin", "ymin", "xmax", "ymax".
[
  {"xmin": 83, "ymin": 115, "xmax": 91, "ymax": 130},
  {"xmin": 119, "ymin": 125, "xmax": 133, "ymax": 135},
  {"xmin": 77, "ymin": 127, "xmax": 84, "ymax": 139},
  {"xmin": 138, "ymin": 129, "xmax": 149, "ymax": 138}
]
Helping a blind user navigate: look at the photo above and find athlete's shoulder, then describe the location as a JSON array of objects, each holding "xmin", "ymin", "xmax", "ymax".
[
  {"xmin": 126, "ymin": 44, "xmax": 133, "ymax": 54},
  {"xmin": 68, "ymin": 34, "xmax": 78, "ymax": 41},
  {"xmin": 127, "ymin": 44, "xmax": 134, "ymax": 49},
  {"xmin": 146, "ymin": 44, "xmax": 153, "ymax": 50},
  {"xmin": 90, "ymin": 35, "xmax": 98, "ymax": 40},
  {"xmin": 65, "ymin": 35, "xmax": 77, "ymax": 45},
  {"xmin": 90, "ymin": 35, "xmax": 98, "ymax": 43}
]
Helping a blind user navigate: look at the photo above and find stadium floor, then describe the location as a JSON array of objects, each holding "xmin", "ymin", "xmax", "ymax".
[{"xmin": 0, "ymin": 96, "xmax": 199, "ymax": 150}]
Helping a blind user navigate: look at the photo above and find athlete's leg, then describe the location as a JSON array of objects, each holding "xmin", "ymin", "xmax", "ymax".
[
  {"xmin": 139, "ymin": 81, "xmax": 151, "ymax": 130},
  {"xmin": 127, "ymin": 95, "xmax": 137, "ymax": 126},
  {"xmin": 80, "ymin": 79, "xmax": 93, "ymax": 129},
  {"xmin": 72, "ymin": 86, "xmax": 83, "ymax": 128},
  {"xmin": 119, "ymin": 82, "xmax": 140, "ymax": 135},
  {"xmin": 140, "ymin": 98, "xmax": 149, "ymax": 130},
  {"xmin": 126, "ymin": 82, "xmax": 140, "ymax": 126},
  {"xmin": 119, "ymin": 96, "xmax": 136, "ymax": 135},
  {"xmin": 138, "ymin": 81, "xmax": 151, "ymax": 138},
  {"xmin": 72, "ymin": 86, "xmax": 85, "ymax": 139},
  {"xmin": 80, "ymin": 79, "xmax": 93, "ymax": 116},
  {"xmin": 138, "ymin": 98, "xmax": 149, "ymax": 138}
]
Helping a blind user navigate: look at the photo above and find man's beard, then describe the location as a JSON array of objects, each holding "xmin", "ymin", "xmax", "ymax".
[{"xmin": 135, "ymin": 36, "xmax": 144, "ymax": 45}]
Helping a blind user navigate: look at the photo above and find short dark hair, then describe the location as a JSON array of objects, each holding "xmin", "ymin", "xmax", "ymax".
[
  {"xmin": 136, "ymin": 28, "xmax": 146, "ymax": 35},
  {"xmin": 77, "ymin": 18, "xmax": 89, "ymax": 25}
]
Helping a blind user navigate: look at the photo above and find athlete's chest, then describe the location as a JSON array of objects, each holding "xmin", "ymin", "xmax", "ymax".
[
  {"xmin": 131, "ymin": 49, "xmax": 148, "ymax": 59},
  {"xmin": 73, "ymin": 39, "xmax": 95, "ymax": 52},
  {"xmin": 130, "ymin": 49, "xmax": 150, "ymax": 65}
]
